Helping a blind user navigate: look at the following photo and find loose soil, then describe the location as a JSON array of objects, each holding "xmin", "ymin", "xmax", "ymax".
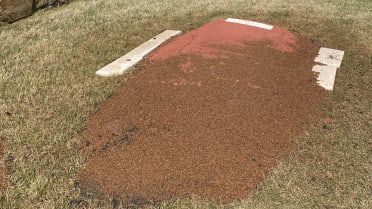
[{"xmin": 77, "ymin": 19, "xmax": 325, "ymax": 205}]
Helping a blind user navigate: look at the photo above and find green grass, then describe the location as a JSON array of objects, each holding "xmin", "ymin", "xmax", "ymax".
[{"xmin": 0, "ymin": 0, "xmax": 371, "ymax": 208}]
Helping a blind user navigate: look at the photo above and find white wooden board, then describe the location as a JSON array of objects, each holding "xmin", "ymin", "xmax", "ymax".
[
  {"xmin": 96, "ymin": 30, "xmax": 182, "ymax": 76},
  {"xmin": 225, "ymin": 18, "xmax": 273, "ymax": 30},
  {"xmin": 312, "ymin": 47, "xmax": 345, "ymax": 90}
]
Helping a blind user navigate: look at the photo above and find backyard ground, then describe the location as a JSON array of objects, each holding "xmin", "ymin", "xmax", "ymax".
[{"xmin": 0, "ymin": 0, "xmax": 371, "ymax": 208}]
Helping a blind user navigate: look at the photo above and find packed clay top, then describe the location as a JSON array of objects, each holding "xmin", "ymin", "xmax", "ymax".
[{"xmin": 150, "ymin": 19, "xmax": 298, "ymax": 60}]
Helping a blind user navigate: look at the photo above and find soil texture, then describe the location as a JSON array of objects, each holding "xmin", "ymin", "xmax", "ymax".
[{"xmin": 77, "ymin": 19, "xmax": 325, "ymax": 205}]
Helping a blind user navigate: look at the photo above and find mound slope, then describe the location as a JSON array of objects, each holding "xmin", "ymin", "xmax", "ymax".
[{"xmin": 77, "ymin": 19, "xmax": 325, "ymax": 204}]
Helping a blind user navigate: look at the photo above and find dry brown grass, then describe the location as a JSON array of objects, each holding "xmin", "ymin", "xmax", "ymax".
[{"xmin": 0, "ymin": 0, "xmax": 371, "ymax": 208}]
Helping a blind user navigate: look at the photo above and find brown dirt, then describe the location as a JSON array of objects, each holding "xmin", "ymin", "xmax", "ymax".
[{"xmin": 77, "ymin": 19, "xmax": 325, "ymax": 205}]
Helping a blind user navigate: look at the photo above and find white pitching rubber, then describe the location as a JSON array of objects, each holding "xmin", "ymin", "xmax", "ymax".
[
  {"xmin": 312, "ymin": 47, "xmax": 345, "ymax": 90},
  {"xmin": 96, "ymin": 30, "xmax": 182, "ymax": 76},
  {"xmin": 225, "ymin": 18, "xmax": 273, "ymax": 30}
]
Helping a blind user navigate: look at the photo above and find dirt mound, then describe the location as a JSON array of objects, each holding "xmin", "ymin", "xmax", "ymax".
[
  {"xmin": 150, "ymin": 19, "xmax": 297, "ymax": 60},
  {"xmin": 76, "ymin": 19, "xmax": 325, "ymax": 205}
]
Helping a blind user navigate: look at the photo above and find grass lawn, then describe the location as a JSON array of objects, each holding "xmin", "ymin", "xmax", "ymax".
[{"xmin": 0, "ymin": 0, "xmax": 371, "ymax": 208}]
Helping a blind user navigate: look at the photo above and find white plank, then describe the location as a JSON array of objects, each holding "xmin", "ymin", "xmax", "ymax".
[
  {"xmin": 225, "ymin": 18, "xmax": 273, "ymax": 30},
  {"xmin": 96, "ymin": 30, "xmax": 182, "ymax": 76},
  {"xmin": 312, "ymin": 65, "xmax": 338, "ymax": 90},
  {"xmin": 125, "ymin": 40, "xmax": 163, "ymax": 58},
  {"xmin": 314, "ymin": 47, "xmax": 345, "ymax": 68},
  {"xmin": 96, "ymin": 56, "xmax": 142, "ymax": 77},
  {"xmin": 151, "ymin": 30, "xmax": 182, "ymax": 43},
  {"xmin": 312, "ymin": 47, "xmax": 344, "ymax": 90}
]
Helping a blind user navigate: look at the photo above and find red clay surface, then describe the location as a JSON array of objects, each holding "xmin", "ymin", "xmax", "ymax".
[
  {"xmin": 77, "ymin": 19, "xmax": 325, "ymax": 205},
  {"xmin": 150, "ymin": 19, "xmax": 297, "ymax": 60}
]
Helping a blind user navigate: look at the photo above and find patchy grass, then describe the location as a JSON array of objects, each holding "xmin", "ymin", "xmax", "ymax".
[{"xmin": 0, "ymin": 0, "xmax": 371, "ymax": 208}]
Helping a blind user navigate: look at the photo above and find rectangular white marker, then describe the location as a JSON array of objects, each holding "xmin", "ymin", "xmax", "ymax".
[
  {"xmin": 312, "ymin": 65, "xmax": 338, "ymax": 90},
  {"xmin": 312, "ymin": 47, "xmax": 345, "ymax": 90},
  {"xmin": 225, "ymin": 18, "xmax": 273, "ymax": 30},
  {"xmin": 314, "ymin": 47, "xmax": 345, "ymax": 68},
  {"xmin": 96, "ymin": 30, "xmax": 182, "ymax": 77}
]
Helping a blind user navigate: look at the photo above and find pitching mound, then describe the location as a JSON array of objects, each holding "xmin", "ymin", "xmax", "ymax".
[{"xmin": 76, "ymin": 19, "xmax": 325, "ymax": 204}]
